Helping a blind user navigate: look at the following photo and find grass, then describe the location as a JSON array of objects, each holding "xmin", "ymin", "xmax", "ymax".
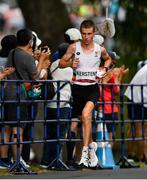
[{"xmin": 0, "ymin": 164, "xmax": 48, "ymax": 176}]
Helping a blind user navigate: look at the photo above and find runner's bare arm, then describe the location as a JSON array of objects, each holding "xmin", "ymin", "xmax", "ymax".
[
  {"xmin": 101, "ymin": 47, "xmax": 112, "ymax": 71},
  {"xmin": 59, "ymin": 44, "xmax": 76, "ymax": 68}
]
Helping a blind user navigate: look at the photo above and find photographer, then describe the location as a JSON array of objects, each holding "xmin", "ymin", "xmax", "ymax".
[
  {"xmin": 21, "ymin": 31, "xmax": 51, "ymax": 164},
  {"xmin": 4, "ymin": 28, "xmax": 50, "ymax": 169}
]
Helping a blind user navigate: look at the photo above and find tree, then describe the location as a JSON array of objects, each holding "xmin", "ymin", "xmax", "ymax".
[
  {"xmin": 114, "ymin": 0, "xmax": 147, "ymax": 79},
  {"xmin": 17, "ymin": 0, "xmax": 71, "ymax": 51},
  {"xmin": 85, "ymin": 0, "xmax": 147, "ymax": 80}
]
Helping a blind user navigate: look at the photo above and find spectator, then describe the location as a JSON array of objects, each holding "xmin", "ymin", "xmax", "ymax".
[
  {"xmin": 40, "ymin": 29, "xmax": 81, "ymax": 169},
  {"xmin": 40, "ymin": 43, "xmax": 73, "ymax": 169},
  {"xmin": 64, "ymin": 28, "xmax": 82, "ymax": 44},
  {"xmin": 59, "ymin": 19, "xmax": 112, "ymax": 168},
  {"xmin": 52, "ymin": 28, "xmax": 82, "ymax": 168},
  {"xmin": 4, "ymin": 28, "xmax": 50, "ymax": 169},
  {"xmin": 98, "ymin": 51, "xmax": 129, "ymax": 146},
  {"xmin": 0, "ymin": 35, "xmax": 16, "ymax": 169},
  {"xmin": 21, "ymin": 31, "xmax": 50, "ymax": 164},
  {"xmin": 52, "ymin": 27, "xmax": 82, "ymax": 61},
  {"xmin": 125, "ymin": 62, "xmax": 147, "ymax": 164},
  {"xmin": 0, "ymin": 34, "xmax": 17, "ymax": 68},
  {"xmin": 0, "ymin": 67, "xmax": 15, "ymax": 170}
]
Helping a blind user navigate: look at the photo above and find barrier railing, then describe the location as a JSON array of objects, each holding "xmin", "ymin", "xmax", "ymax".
[
  {"xmin": 0, "ymin": 80, "xmax": 147, "ymax": 173},
  {"xmin": 0, "ymin": 79, "xmax": 73, "ymax": 174}
]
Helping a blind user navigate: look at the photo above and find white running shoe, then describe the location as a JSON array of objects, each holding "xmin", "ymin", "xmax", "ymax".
[
  {"xmin": 78, "ymin": 146, "xmax": 89, "ymax": 167},
  {"xmin": 88, "ymin": 142, "xmax": 98, "ymax": 167}
]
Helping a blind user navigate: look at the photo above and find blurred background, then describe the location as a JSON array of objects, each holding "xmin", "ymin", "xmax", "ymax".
[
  {"xmin": 0, "ymin": 0, "xmax": 147, "ymax": 164},
  {"xmin": 0, "ymin": 0, "xmax": 147, "ymax": 81}
]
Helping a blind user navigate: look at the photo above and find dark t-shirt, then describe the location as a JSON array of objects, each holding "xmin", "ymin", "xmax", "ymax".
[
  {"xmin": 7, "ymin": 47, "xmax": 37, "ymax": 80},
  {"xmin": 4, "ymin": 48, "xmax": 38, "ymax": 124},
  {"xmin": 5, "ymin": 47, "xmax": 38, "ymax": 100}
]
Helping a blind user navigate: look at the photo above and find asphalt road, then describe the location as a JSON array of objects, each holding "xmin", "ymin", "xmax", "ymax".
[{"xmin": 1, "ymin": 167, "xmax": 147, "ymax": 179}]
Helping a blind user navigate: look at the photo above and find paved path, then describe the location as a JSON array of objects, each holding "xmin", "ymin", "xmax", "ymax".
[{"xmin": 1, "ymin": 168, "xmax": 147, "ymax": 179}]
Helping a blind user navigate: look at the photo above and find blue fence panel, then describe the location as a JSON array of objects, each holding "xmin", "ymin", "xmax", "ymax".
[{"xmin": 0, "ymin": 80, "xmax": 147, "ymax": 173}]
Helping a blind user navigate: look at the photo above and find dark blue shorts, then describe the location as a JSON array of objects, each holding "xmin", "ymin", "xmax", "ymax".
[{"xmin": 127, "ymin": 99, "xmax": 147, "ymax": 119}]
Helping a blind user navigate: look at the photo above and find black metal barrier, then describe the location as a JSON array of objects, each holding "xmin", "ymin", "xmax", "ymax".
[{"xmin": 0, "ymin": 80, "xmax": 147, "ymax": 174}]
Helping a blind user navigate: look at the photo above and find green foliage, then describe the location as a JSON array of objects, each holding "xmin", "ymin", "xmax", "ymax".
[
  {"xmin": 82, "ymin": 0, "xmax": 147, "ymax": 81},
  {"xmin": 115, "ymin": 0, "xmax": 147, "ymax": 81}
]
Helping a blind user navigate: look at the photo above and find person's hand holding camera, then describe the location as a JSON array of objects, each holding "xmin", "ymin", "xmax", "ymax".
[
  {"xmin": 37, "ymin": 46, "xmax": 51, "ymax": 72},
  {"xmin": 39, "ymin": 46, "xmax": 51, "ymax": 62}
]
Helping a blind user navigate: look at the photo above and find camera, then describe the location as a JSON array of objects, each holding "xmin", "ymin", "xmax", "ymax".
[{"xmin": 40, "ymin": 47, "xmax": 49, "ymax": 52}]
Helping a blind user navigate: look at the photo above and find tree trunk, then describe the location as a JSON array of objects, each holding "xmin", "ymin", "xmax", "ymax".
[{"xmin": 17, "ymin": 0, "xmax": 71, "ymax": 50}]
